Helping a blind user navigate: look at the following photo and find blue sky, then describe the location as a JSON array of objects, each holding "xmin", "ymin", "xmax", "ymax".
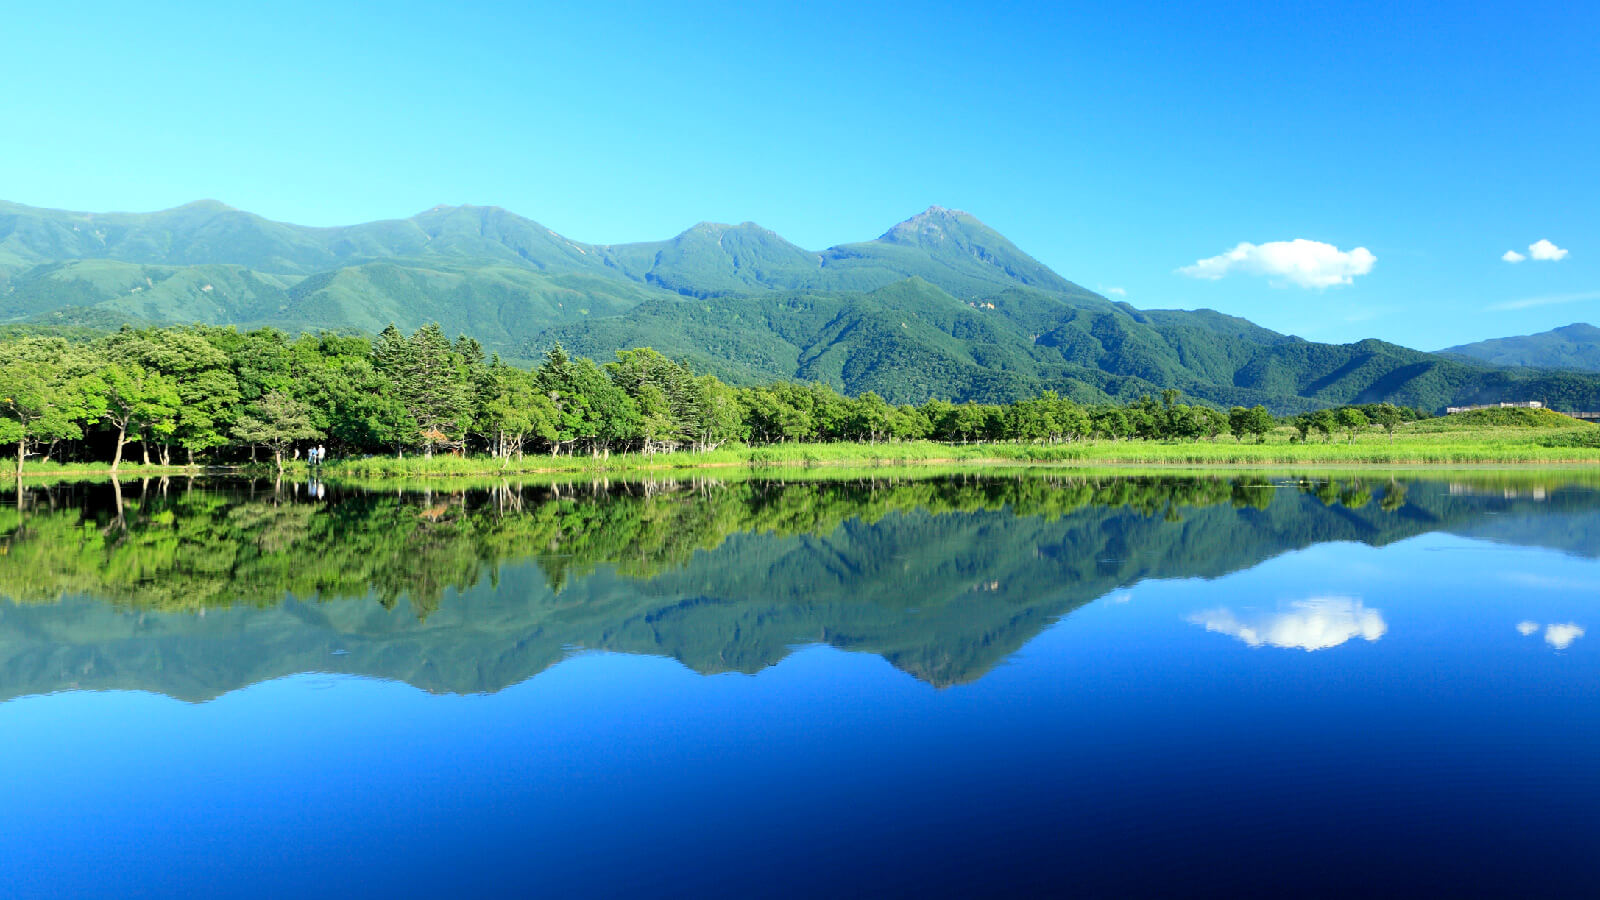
[{"xmin": 2, "ymin": 0, "xmax": 1595, "ymax": 348}]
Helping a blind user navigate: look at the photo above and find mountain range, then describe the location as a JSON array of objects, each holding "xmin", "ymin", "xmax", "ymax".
[
  {"xmin": 1444, "ymin": 323, "xmax": 1600, "ymax": 373},
  {"xmin": 4, "ymin": 198, "xmax": 1599, "ymax": 411}
]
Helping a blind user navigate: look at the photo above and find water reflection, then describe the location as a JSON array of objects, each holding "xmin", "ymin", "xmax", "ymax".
[
  {"xmin": 1188, "ymin": 596, "xmax": 1388, "ymax": 650},
  {"xmin": 1544, "ymin": 623, "xmax": 1585, "ymax": 649},
  {"xmin": 0, "ymin": 472, "xmax": 1595, "ymax": 699}
]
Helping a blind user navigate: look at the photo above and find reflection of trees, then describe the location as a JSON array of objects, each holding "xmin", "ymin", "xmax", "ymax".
[
  {"xmin": 0, "ymin": 473, "xmax": 1591, "ymax": 619},
  {"xmin": 0, "ymin": 472, "xmax": 1597, "ymax": 698},
  {"xmin": 0, "ymin": 475, "xmax": 1260, "ymax": 615}
]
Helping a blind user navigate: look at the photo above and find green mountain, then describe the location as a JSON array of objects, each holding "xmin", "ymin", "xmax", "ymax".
[
  {"xmin": 542, "ymin": 278, "xmax": 1600, "ymax": 409},
  {"xmin": 1443, "ymin": 323, "xmax": 1600, "ymax": 372},
  {"xmin": 6, "ymin": 198, "xmax": 1600, "ymax": 411}
]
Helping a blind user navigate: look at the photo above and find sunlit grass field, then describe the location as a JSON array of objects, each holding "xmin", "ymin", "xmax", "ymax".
[
  {"xmin": 11, "ymin": 414, "xmax": 1597, "ymax": 482},
  {"xmin": 316, "ymin": 418, "xmax": 1600, "ymax": 478}
]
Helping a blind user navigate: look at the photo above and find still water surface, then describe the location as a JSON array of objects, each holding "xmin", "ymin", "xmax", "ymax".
[{"xmin": 0, "ymin": 473, "xmax": 1596, "ymax": 897}]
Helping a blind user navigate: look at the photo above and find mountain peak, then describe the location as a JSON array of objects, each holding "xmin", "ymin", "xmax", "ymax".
[
  {"xmin": 415, "ymin": 203, "xmax": 514, "ymax": 217},
  {"xmin": 172, "ymin": 199, "xmax": 238, "ymax": 213},
  {"xmin": 878, "ymin": 206, "xmax": 990, "ymax": 243},
  {"xmin": 679, "ymin": 220, "xmax": 774, "ymax": 235}
]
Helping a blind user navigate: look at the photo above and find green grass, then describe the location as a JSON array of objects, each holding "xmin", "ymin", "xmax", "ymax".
[
  {"xmin": 304, "ymin": 419, "xmax": 1600, "ymax": 480},
  {"xmin": 12, "ymin": 418, "xmax": 1596, "ymax": 484},
  {"xmin": 1412, "ymin": 407, "xmax": 1584, "ymax": 429},
  {"xmin": 11, "ymin": 460, "xmax": 216, "ymax": 476}
]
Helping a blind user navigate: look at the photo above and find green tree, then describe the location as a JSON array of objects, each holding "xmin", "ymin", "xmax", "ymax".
[
  {"xmin": 1241, "ymin": 405, "xmax": 1274, "ymax": 443},
  {"xmin": 374, "ymin": 324, "xmax": 474, "ymax": 456},
  {"xmin": 537, "ymin": 345, "xmax": 640, "ymax": 455},
  {"xmin": 1196, "ymin": 406, "xmax": 1228, "ymax": 441},
  {"xmin": 1291, "ymin": 413, "xmax": 1313, "ymax": 443},
  {"xmin": 1309, "ymin": 409, "xmax": 1336, "ymax": 442},
  {"xmin": 1335, "ymin": 407, "xmax": 1370, "ymax": 443},
  {"xmin": 1228, "ymin": 406, "xmax": 1252, "ymax": 442},
  {"xmin": 99, "ymin": 362, "xmax": 181, "ymax": 473},
  {"xmin": 477, "ymin": 363, "xmax": 558, "ymax": 461},
  {"xmin": 1370, "ymin": 403, "xmax": 1403, "ymax": 442},
  {"xmin": 232, "ymin": 391, "xmax": 325, "ymax": 474},
  {"xmin": 102, "ymin": 328, "xmax": 238, "ymax": 465},
  {"xmin": 0, "ymin": 339, "xmax": 103, "ymax": 476}
]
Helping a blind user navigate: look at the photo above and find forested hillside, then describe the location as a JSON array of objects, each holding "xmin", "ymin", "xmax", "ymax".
[
  {"xmin": 1444, "ymin": 323, "xmax": 1600, "ymax": 372},
  {"xmin": 6, "ymin": 198, "xmax": 1600, "ymax": 411}
]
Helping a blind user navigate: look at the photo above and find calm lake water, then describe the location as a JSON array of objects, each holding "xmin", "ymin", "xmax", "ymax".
[{"xmin": 1, "ymin": 472, "xmax": 1597, "ymax": 897}]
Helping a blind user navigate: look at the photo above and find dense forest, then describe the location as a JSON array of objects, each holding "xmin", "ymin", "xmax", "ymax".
[{"xmin": 0, "ymin": 323, "xmax": 1436, "ymax": 474}]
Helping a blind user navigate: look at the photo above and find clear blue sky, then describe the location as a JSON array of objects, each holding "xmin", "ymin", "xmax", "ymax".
[{"xmin": 2, "ymin": 0, "xmax": 1595, "ymax": 349}]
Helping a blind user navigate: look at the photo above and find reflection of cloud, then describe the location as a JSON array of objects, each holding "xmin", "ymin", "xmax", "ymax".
[
  {"xmin": 1188, "ymin": 597, "xmax": 1386, "ymax": 651},
  {"xmin": 1109, "ymin": 591, "xmax": 1133, "ymax": 604},
  {"xmin": 1545, "ymin": 623, "xmax": 1584, "ymax": 650},
  {"xmin": 1517, "ymin": 620, "xmax": 1540, "ymax": 636}
]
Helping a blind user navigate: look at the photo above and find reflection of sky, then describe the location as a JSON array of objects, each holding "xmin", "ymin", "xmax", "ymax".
[
  {"xmin": 2, "ymin": 531, "xmax": 1598, "ymax": 897},
  {"xmin": 1545, "ymin": 623, "xmax": 1585, "ymax": 649},
  {"xmin": 1514, "ymin": 619, "xmax": 1585, "ymax": 649},
  {"xmin": 1188, "ymin": 597, "xmax": 1386, "ymax": 651}
]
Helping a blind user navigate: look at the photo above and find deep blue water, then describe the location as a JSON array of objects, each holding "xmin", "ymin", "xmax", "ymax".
[{"xmin": 0, "ymin": 474, "xmax": 1596, "ymax": 897}]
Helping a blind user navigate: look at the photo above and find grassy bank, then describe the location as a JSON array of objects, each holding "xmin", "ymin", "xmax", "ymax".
[
  {"xmin": 8, "ymin": 461, "xmax": 231, "ymax": 479},
  {"xmin": 12, "ymin": 417, "xmax": 1598, "ymax": 482},
  {"xmin": 308, "ymin": 419, "xmax": 1600, "ymax": 479}
]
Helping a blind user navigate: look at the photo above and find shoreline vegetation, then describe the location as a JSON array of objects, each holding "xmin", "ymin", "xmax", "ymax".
[
  {"xmin": 9, "ymin": 425, "xmax": 1600, "ymax": 482},
  {"xmin": 4, "ymin": 322, "xmax": 1597, "ymax": 479}
]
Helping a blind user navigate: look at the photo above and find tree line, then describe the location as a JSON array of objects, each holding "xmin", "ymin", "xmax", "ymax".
[
  {"xmin": 0, "ymin": 323, "xmax": 1429, "ymax": 474},
  {"xmin": 0, "ymin": 473, "xmax": 1413, "ymax": 615}
]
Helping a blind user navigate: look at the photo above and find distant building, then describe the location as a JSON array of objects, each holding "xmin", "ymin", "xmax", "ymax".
[{"xmin": 1445, "ymin": 401, "xmax": 1544, "ymax": 414}]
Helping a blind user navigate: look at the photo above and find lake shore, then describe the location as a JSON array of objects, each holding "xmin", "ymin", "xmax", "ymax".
[
  {"xmin": 11, "ymin": 420, "xmax": 1600, "ymax": 481},
  {"xmin": 288, "ymin": 426, "xmax": 1600, "ymax": 475}
]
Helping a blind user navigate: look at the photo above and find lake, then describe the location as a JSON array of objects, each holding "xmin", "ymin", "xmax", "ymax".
[{"xmin": 1, "ymin": 472, "xmax": 1597, "ymax": 897}]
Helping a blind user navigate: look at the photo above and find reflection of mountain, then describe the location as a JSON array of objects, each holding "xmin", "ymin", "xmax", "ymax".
[{"xmin": 0, "ymin": 474, "xmax": 1597, "ymax": 701}]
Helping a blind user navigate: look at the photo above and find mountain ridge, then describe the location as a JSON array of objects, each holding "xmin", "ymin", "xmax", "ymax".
[
  {"xmin": 6, "ymin": 198, "xmax": 1600, "ymax": 411},
  {"xmin": 1443, "ymin": 323, "xmax": 1600, "ymax": 372}
]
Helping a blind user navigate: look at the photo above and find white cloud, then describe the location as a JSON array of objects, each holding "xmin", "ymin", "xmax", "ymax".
[
  {"xmin": 1188, "ymin": 597, "xmax": 1387, "ymax": 651},
  {"xmin": 1105, "ymin": 287, "xmax": 1127, "ymax": 297},
  {"xmin": 1487, "ymin": 290, "xmax": 1600, "ymax": 311},
  {"xmin": 1179, "ymin": 239, "xmax": 1376, "ymax": 288},
  {"xmin": 1517, "ymin": 620, "xmax": 1540, "ymax": 636},
  {"xmin": 1502, "ymin": 250, "xmax": 1527, "ymax": 263},
  {"xmin": 1545, "ymin": 623, "xmax": 1584, "ymax": 650},
  {"xmin": 1529, "ymin": 239, "xmax": 1568, "ymax": 262}
]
